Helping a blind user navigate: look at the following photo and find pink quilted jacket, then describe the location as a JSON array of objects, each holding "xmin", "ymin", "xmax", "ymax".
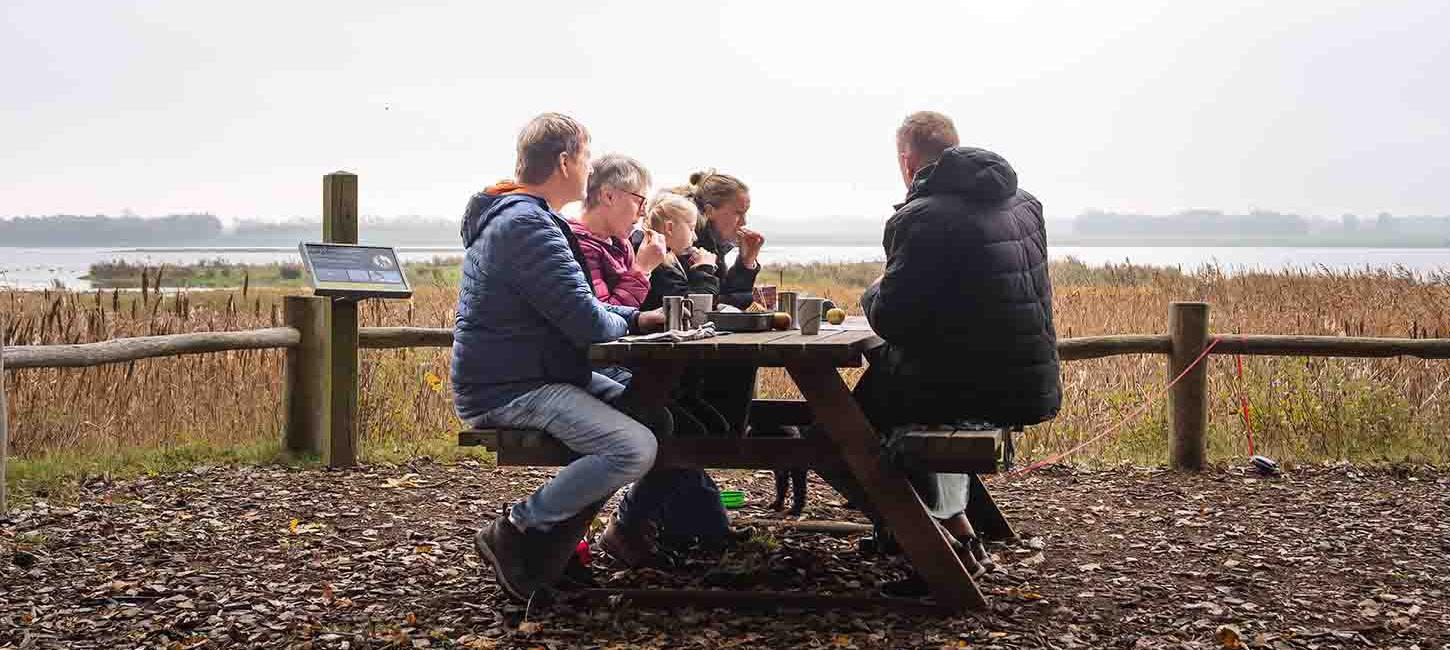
[{"xmin": 567, "ymin": 220, "xmax": 650, "ymax": 307}]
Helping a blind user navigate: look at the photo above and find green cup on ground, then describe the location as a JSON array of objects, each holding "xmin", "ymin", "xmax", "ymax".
[{"xmin": 719, "ymin": 490, "xmax": 746, "ymax": 509}]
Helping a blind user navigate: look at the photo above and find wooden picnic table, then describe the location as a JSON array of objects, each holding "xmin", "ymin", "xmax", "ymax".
[
  {"xmin": 588, "ymin": 316, "xmax": 1003, "ymax": 611},
  {"xmin": 464, "ymin": 315, "xmax": 1014, "ymax": 611}
]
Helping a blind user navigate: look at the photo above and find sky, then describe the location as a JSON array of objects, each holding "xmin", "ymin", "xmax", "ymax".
[{"xmin": 2, "ymin": 0, "xmax": 1448, "ymax": 224}]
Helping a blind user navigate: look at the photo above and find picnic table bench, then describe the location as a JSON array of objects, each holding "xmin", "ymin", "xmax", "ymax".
[{"xmin": 459, "ymin": 317, "xmax": 1017, "ymax": 612}]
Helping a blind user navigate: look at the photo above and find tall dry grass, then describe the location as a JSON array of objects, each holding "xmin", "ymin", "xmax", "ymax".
[{"xmin": 5, "ymin": 258, "xmax": 1450, "ymax": 491}]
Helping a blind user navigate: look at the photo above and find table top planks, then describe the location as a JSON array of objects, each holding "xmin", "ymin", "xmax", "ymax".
[{"xmin": 591, "ymin": 317, "xmax": 881, "ymax": 366}]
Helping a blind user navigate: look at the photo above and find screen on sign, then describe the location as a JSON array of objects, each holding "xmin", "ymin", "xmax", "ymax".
[{"xmin": 299, "ymin": 243, "xmax": 412, "ymax": 298}]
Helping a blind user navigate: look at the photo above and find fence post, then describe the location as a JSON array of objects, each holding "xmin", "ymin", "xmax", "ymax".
[
  {"xmin": 1, "ymin": 313, "xmax": 8, "ymax": 514},
  {"xmin": 1168, "ymin": 301, "xmax": 1210, "ymax": 470},
  {"xmin": 283, "ymin": 295, "xmax": 329, "ymax": 456},
  {"xmin": 324, "ymin": 171, "xmax": 360, "ymax": 468}
]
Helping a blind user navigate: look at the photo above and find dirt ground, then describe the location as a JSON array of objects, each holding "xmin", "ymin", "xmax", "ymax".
[{"xmin": 2, "ymin": 460, "xmax": 1446, "ymax": 649}]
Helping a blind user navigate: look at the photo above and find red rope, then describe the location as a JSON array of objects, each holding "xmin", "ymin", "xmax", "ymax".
[
  {"xmin": 1232, "ymin": 350, "xmax": 1257, "ymax": 457},
  {"xmin": 1000, "ymin": 336, "xmax": 1222, "ymax": 479}
]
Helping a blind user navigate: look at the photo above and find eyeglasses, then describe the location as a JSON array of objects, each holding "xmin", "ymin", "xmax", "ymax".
[{"xmin": 621, "ymin": 189, "xmax": 647, "ymax": 215}]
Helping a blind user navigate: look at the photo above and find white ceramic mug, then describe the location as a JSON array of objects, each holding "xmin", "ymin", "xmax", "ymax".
[{"xmin": 797, "ymin": 297, "xmax": 824, "ymax": 335}]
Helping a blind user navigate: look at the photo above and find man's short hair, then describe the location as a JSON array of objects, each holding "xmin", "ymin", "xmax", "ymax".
[
  {"xmin": 896, "ymin": 111, "xmax": 960, "ymax": 163},
  {"xmin": 584, "ymin": 154, "xmax": 652, "ymax": 210},
  {"xmin": 515, "ymin": 112, "xmax": 589, "ymax": 185}
]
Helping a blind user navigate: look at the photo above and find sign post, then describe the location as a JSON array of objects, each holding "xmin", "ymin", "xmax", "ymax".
[{"xmin": 323, "ymin": 172, "xmax": 360, "ymax": 468}]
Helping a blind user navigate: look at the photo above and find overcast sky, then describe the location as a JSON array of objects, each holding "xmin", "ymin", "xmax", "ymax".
[{"xmin": 2, "ymin": 0, "xmax": 1447, "ymax": 224}]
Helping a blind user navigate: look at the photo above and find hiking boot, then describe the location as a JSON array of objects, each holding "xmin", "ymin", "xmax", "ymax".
[
  {"xmin": 530, "ymin": 501, "xmax": 607, "ymax": 588},
  {"xmin": 474, "ymin": 515, "xmax": 540, "ymax": 601},
  {"xmin": 599, "ymin": 518, "xmax": 675, "ymax": 570}
]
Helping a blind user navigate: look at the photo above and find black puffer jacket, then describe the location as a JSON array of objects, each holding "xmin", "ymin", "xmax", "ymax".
[
  {"xmin": 863, "ymin": 146, "xmax": 1061, "ymax": 426},
  {"xmin": 641, "ymin": 255, "xmax": 721, "ymax": 311}
]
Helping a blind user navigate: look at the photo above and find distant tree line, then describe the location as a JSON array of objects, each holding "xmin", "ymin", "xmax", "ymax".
[
  {"xmin": 0, "ymin": 214, "xmax": 462, "ymax": 247},
  {"xmin": 1071, "ymin": 210, "xmax": 1450, "ymax": 246},
  {"xmin": 6, "ymin": 210, "xmax": 1450, "ymax": 248},
  {"xmin": 0, "ymin": 214, "xmax": 224, "ymax": 246}
]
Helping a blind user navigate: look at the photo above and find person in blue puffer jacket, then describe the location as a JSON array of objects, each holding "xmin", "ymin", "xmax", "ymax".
[{"xmin": 454, "ymin": 113, "xmax": 678, "ymax": 602}]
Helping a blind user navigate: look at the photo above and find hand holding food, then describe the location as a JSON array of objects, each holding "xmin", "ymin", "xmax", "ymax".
[
  {"xmin": 634, "ymin": 229, "xmax": 668, "ymax": 274},
  {"xmin": 688, "ymin": 247, "xmax": 717, "ymax": 269},
  {"xmin": 737, "ymin": 227, "xmax": 765, "ymax": 267}
]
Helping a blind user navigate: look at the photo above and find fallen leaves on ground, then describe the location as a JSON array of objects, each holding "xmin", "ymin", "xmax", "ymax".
[{"xmin": 1, "ymin": 461, "xmax": 1447, "ymax": 648}]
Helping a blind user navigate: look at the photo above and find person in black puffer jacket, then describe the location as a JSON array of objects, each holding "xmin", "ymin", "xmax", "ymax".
[{"xmin": 825, "ymin": 112, "xmax": 1062, "ymax": 586}]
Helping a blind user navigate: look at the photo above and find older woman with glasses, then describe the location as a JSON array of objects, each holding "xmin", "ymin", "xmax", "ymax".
[{"xmin": 569, "ymin": 154, "xmax": 669, "ymax": 309}]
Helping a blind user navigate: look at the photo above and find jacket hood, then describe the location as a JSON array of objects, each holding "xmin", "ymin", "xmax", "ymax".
[
  {"xmin": 460, "ymin": 181, "xmax": 529, "ymax": 247},
  {"xmin": 906, "ymin": 147, "xmax": 1018, "ymax": 204}
]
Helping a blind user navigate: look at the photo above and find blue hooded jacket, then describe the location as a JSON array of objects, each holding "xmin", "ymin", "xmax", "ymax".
[{"xmin": 451, "ymin": 186, "xmax": 639, "ymax": 421}]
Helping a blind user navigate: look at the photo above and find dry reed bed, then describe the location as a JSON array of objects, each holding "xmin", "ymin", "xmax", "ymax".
[{"xmin": 4, "ymin": 262, "xmax": 1450, "ymax": 472}]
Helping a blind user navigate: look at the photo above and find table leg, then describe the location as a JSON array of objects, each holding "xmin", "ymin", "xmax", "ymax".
[
  {"xmin": 967, "ymin": 474, "xmax": 1016, "ymax": 542},
  {"xmin": 786, "ymin": 362, "xmax": 987, "ymax": 612}
]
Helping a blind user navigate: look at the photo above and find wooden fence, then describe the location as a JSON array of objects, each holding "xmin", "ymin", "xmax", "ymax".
[{"xmin": 4, "ymin": 172, "xmax": 1450, "ymax": 513}]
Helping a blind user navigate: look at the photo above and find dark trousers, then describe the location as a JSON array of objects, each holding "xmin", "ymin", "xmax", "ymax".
[
  {"xmin": 617, "ymin": 467, "xmax": 730, "ymax": 539},
  {"xmin": 698, "ymin": 365, "xmax": 758, "ymax": 435},
  {"xmin": 613, "ymin": 366, "xmax": 745, "ymax": 541}
]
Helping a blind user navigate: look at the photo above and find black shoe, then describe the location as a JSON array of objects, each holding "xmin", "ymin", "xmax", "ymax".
[
  {"xmin": 475, "ymin": 514, "xmax": 540, "ymax": 602},
  {"xmin": 858, "ymin": 522, "xmax": 902, "ymax": 556}
]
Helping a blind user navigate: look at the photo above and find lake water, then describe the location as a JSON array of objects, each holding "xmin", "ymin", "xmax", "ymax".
[{"xmin": 3, "ymin": 245, "xmax": 1449, "ymax": 290}]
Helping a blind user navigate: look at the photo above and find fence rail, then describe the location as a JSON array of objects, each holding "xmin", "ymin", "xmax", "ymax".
[
  {"xmin": 359, "ymin": 327, "xmax": 453, "ymax": 349},
  {"xmin": 2, "ymin": 327, "xmax": 302, "ymax": 370},
  {"xmin": 1056, "ymin": 335, "xmax": 1170, "ymax": 360},
  {"xmin": 1212, "ymin": 334, "xmax": 1450, "ymax": 359},
  {"xmin": 14, "ymin": 329, "xmax": 1445, "ymax": 366}
]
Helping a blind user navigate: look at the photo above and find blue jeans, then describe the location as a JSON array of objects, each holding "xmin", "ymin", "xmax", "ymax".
[
  {"xmin": 469, "ymin": 373, "xmax": 655, "ymax": 532},
  {"xmin": 470, "ymin": 372, "xmax": 725, "ymax": 536}
]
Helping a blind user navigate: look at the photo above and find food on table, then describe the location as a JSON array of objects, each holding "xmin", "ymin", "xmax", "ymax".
[
  {"xmin": 826, "ymin": 307, "xmax": 846, "ymax": 325},
  {"xmin": 771, "ymin": 312, "xmax": 792, "ymax": 330}
]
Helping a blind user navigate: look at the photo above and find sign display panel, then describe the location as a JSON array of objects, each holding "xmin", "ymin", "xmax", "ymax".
[{"xmin": 298, "ymin": 243, "xmax": 413, "ymax": 299}]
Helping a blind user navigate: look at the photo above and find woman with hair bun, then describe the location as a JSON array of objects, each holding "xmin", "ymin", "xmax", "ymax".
[
  {"xmin": 669, "ymin": 170, "xmax": 765, "ymax": 436},
  {"xmin": 680, "ymin": 170, "xmax": 764, "ymax": 309}
]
